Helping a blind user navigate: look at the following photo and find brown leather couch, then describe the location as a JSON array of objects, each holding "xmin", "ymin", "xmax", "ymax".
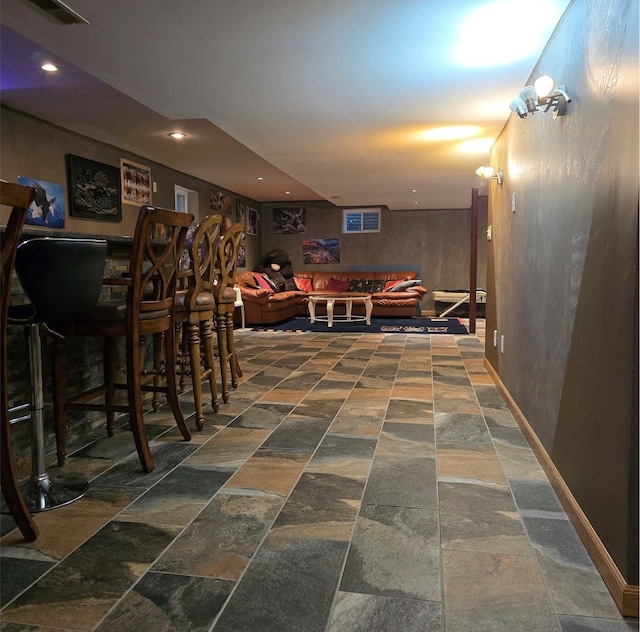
[{"xmin": 234, "ymin": 270, "xmax": 427, "ymax": 325}]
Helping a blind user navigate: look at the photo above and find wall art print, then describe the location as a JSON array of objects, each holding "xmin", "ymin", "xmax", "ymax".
[
  {"xmin": 17, "ymin": 176, "xmax": 65, "ymax": 229},
  {"xmin": 120, "ymin": 158, "xmax": 151, "ymax": 205},
  {"xmin": 236, "ymin": 199, "xmax": 247, "ymax": 226},
  {"xmin": 273, "ymin": 207, "xmax": 307, "ymax": 234},
  {"xmin": 302, "ymin": 238, "xmax": 340, "ymax": 264},
  {"xmin": 237, "ymin": 244, "xmax": 246, "ymax": 268},
  {"xmin": 246, "ymin": 207, "xmax": 258, "ymax": 235},
  {"xmin": 66, "ymin": 154, "xmax": 121, "ymax": 222},
  {"xmin": 209, "ymin": 190, "xmax": 234, "ymax": 215}
]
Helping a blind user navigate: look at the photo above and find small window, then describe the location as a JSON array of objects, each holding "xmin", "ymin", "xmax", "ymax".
[
  {"xmin": 175, "ymin": 185, "xmax": 198, "ymax": 214},
  {"xmin": 342, "ymin": 207, "xmax": 381, "ymax": 233}
]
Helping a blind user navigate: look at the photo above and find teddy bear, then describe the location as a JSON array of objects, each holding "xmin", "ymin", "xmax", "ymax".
[{"xmin": 255, "ymin": 248, "xmax": 296, "ymax": 292}]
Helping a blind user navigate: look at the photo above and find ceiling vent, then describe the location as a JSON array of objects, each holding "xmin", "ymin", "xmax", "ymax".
[{"xmin": 25, "ymin": 0, "xmax": 89, "ymax": 25}]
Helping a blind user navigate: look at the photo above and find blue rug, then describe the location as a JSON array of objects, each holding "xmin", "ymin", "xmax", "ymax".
[{"xmin": 251, "ymin": 316, "xmax": 469, "ymax": 334}]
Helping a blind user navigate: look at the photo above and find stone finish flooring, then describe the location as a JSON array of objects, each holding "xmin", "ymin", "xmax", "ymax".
[{"xmin": 1, "ymin": 323, "xmax": 637, "ymax": 631}]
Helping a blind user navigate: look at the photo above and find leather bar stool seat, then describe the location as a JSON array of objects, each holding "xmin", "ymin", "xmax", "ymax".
[{"xmin": 7, "ymin": 237, "xmax": 108, "ymax": 512}]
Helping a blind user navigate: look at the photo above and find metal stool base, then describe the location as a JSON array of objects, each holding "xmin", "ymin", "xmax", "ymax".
[{"xmin": 1, "ymin": 475, "xmax": 89, "ymax": 514}]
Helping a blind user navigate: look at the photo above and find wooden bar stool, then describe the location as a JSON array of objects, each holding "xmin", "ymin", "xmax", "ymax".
[
  {"xmin": 174, "ymin": 214, "xmax": 223, "ymax": 430},
  {"xmin": 1, "ymin": 182, "xmax": 38, "ymax": 540},
  {"xmin": 213, "ymin": 222, "xmax": 244, "ymax": 402},
  {"xmin": 51, "ymin": 206, "xmax": 194, "ymax": 473}
]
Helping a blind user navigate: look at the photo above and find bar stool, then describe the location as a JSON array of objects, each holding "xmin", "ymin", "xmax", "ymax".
[
  {"xmin": 1, "ymin": 182, "xmax": 38, "ymax": 540},
  {"xmin": 213, "ymin": 222, "xmax": 244, "ymax": 401},
  {"xmin": 51, "ymin": 206, "xmax": 194, "ymax": 473},
  {"xmin": 8, "ymin": 237, "xmax": 107, "ymax": 512},
  {"xmin": 174, "ymin": 214, "xmax": 223, "ymax": 430}
]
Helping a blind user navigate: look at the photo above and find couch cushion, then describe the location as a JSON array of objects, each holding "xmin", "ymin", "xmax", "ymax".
[
  {"xmin": 325, "ymin": 277, "xmax": 350, "ymax": 292},
  {"xmin": 294, "ymin": 276, "xmax": 314, "ymax": 292}
]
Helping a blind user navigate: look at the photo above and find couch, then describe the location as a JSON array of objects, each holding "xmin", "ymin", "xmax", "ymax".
[{"xmin": 234, "ymin": 270, "xmax": 427, "ymax": 325}]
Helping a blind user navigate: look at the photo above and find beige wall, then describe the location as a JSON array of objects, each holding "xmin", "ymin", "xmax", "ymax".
[{"xmin": 485, "ymin": 0, "xmax": 638, "ymax": 585}]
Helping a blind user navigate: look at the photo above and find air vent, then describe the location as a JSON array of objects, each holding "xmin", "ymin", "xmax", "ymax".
[{"xmin": 25, "ymin": 0, "xmax": 89, "ymax": 25}]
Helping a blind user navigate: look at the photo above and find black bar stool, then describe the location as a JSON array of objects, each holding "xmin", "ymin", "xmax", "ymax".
[{"xmin": 5, "ymin": 237, "xmax": 107, "ymax": 512}]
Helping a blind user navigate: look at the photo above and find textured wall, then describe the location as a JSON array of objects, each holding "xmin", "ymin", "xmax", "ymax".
[
  {"xmin": 486, "ymin": 0, "xmax": 638, "ymax": 582},
  {"xmin": 0, "ymin": 107, "xmax": 262, "ymax": 272},
  {"xmin": 261, "ymin": 200, "xmax": 488, "ymax": 311}
]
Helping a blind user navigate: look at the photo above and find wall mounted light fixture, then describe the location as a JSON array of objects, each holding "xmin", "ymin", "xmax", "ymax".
[
  {"xmin": 509, "ymin": 75, "xmax": 571, "ymax": 119},
  {"xmin": 476, "ymin": 165, "xmax": 503, "ymax": 186}
]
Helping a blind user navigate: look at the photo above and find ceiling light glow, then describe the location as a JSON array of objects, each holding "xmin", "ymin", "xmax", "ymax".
[
  {"xmin": 456, "ymin": 137, "xmax": 495, "ymax": 154},
  {"xmin": 41, "ymin": 63, "xmax": 58, "ymax": 72},
  {"xmin": 420, "ymin": 125, "xmax": 482, "ymax": 141},
  {"xmin": 168, "ymin": 132, "xmax": 186, "ymax": 139},
  {"xmin": 454, "ymin": 1, "xmax": 567, "ymax": 68}
]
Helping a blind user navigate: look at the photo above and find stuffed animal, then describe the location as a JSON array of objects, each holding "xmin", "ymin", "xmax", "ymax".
[{"xmin": 255, "ymin": 248, "xmax": 296, "ymax": 292}]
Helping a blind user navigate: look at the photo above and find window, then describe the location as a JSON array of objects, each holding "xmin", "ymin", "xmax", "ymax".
[
  {"xmin": 342, "ymin": 207, "xmax": 381, "ymax": 233},
  {"xmin": 174, "ymin": 185, "xmax": 198, "ymax": 214}
]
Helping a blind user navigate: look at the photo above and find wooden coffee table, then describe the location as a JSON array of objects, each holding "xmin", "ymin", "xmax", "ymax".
[{"xmin": 308, "ymin": 293, "xmax": 373, "ymax": 327}]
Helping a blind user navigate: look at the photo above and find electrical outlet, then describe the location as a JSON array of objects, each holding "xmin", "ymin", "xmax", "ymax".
[
  {"xmin": 493, "ymin": 330, "xmax": 497, "ymax": 347},
  {"xmin": 500, "ymin": 334, "xmax": 505, "ymax": 353}
]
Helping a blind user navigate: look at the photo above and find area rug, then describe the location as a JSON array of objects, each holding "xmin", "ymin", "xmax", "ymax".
[{"xmin": 251, "ymin": 316, "xmax": 469, "ymax": 334}]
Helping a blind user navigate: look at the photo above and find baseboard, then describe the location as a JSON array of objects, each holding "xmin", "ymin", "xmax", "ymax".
[{"xmin": 484, "ymin": 359, "xmax": 639, "ymax": 619}]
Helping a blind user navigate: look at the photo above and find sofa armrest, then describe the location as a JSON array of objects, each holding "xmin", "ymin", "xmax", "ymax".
[{"xmin": 239, "ymin": 287, "xmax": 272, "ymax": 300}]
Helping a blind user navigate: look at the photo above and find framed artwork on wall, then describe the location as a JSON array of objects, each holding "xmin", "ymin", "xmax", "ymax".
[
  {"xmin": 236, "ymin": 199, "xmax": 247, "ymax": 226},
  {"xmin": 120, "ymin": 158, "xmax": 151, "ymax": 205},
  {"xmin": 273, "ymin": 207, "xmax": 307, "ymax": 233},
  {"xmin": 209, "ymin": 190, "xmax": 234, "ymax": 215},
  {"xmin": 66, "ymin": 154, "xmax": 121, "ymax": 222},
  {"xmin": 246, "ymin": 207, "xmax": 258, "ymax": 235},
  {"xmin": 17, "ymin": 176, "xmax": 66, "ymax": 228},
  {"xmin": 303, "ymin": 238, "xmax": 340, "ymax": 264}
]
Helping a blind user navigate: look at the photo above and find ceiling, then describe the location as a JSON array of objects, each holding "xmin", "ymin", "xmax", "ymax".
[{"xmin": 0, "ymin": 0, "xmax": 571, "ymax": 210}]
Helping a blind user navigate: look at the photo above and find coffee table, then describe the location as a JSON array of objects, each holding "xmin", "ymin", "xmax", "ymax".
[{"xmin": 308, "ymin": 293, "xmax": 373, "ymax": 327}]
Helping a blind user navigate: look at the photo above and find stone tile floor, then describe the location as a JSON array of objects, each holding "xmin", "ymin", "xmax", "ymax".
[{"xmin": 1, "ymin": 322, "xmax": 637, "ymax": 631}]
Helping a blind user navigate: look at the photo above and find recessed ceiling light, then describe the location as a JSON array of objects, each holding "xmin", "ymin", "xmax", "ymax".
[
  {"xmin": 411, "ymin": 189, "xmax": 418, "ymax": 193},
  {"xmin": 285, "ymin": 191, "xmax": 291, "ymax": 195},
  {"xmin": 41, "ymin": 63, "xmax": 58, "ymax": 72},
  {"xmin": 256, "ymin": 177, "xmax": 264, "ymax": 181},
  {"xmin": 168, "ymin": 132, "xmax": 186, "ymax": 139}
]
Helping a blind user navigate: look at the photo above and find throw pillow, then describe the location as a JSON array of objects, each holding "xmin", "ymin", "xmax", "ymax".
[
  {"xmin": 294, "ymin": 276, "xmax": 314, "ymax": 292},
  {"xmin": 324, "ymin": 277, "xmax": 350, "ymax": 292},
  {"xmin": 369, "ymin": 280, "xmax": 386, "ymax": 293},
  {"xmin": 384, "ymin": 279, "xmax": 401, "ymax": 291},
  {"xmin": 388, "ymin": 279, "xmax": 422, "ymax": 292},
  {"xmin": 254, "ymin": 274, "xmax": 275, "ymax": 292},
  {"xmin": 261, "ymin": 274, "xmax": 281, "ymax": 292},
  {"xmin": 347, "ymin": 278, "xmax": 368, "ymax": 292}
]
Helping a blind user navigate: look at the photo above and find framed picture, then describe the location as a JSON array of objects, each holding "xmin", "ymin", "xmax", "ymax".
[
  {"xmin": 246, "ymin": 207, "xmax": 258, "ymax": 235},
  {"xmin": 120, "ymin": 158, "xmax": 151, "ymax": 205},
  {"xmin": 17, "ymin": 176, "xmax": 66, "ymax": 228},
  {"xmin": 303, "ymin": 238, "xmax": 340, "ymax": 264},
  {"xmin": 273, "ymin": 207, "xmax": 307, "ymax": 233},
  {"xmin": 236, "ymin": 198, "xmax": 247, "ymax": 225},
  {"xmin": 66, "ymin": 154, "xmax": 121, "ymax": 221},
  {"xmin": 237, "ymin": 244, "xmax": 246, "ymax": 268},
  {"xmin": 209, "ymin": 190, "xmax": 234, "ymax": 215}
]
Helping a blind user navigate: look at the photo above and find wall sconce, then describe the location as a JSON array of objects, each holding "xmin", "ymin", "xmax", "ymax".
[
  {"xmin": 476, "ymin": 165, "xmax": 503, "ymax": 186},
  {"xmin": 509, "ymin": 75, "xmax": 571, "ymax": 119}
]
